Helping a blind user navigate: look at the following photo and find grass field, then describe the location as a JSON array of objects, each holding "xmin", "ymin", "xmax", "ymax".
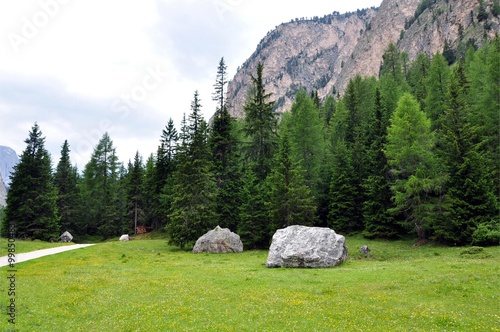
[
  {"xmin": 1, "ymin": 236, "xmax": 499, "ymax": 331},
  {"xmin": 0, "ymin": 238, "xmax": 74, "ymax": 254}
]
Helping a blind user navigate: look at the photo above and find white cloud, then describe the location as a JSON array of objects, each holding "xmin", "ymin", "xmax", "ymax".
[{"xmin": 0, "ymin": 0, "xmax": 382, "ymax": 168}]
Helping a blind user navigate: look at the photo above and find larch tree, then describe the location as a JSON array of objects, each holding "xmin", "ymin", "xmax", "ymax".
[
  {"xmin": 80, "ymin": 132, "xmax": 123, "ymax": 238},
  {"xmin": 384, "ymin": 93, "xmax": 443, "ymax": 241}
]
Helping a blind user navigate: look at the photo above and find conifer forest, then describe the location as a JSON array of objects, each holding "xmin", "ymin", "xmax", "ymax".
[{"xmin": 2, "ymin": 39, "xmax": 499, "ymax": 248}]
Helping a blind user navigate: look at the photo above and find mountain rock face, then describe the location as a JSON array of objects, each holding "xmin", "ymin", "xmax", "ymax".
[
  {"xmin": 226, "ymin": 0, "xmax": 499, "ymax": 117},
  {"xmin": 0, "ymin": 146, "xmax": 19, "ymax": 188},
  {"xmin": 0, "ymin": 173, "xmax": 7, "ymax": 207}
]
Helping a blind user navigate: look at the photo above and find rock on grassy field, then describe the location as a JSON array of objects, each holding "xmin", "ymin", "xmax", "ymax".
[{"xmin": 1, "ymin": 236, "xmax": 499, "ymax": 331}]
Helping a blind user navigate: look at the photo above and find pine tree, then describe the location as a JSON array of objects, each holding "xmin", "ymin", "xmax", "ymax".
[
  {"xmin": 81, "ymin": 133, "xmax": 123, "ymax": 237},
  {"xmin": 212, "ymin": 57, "xmax": 228, "ymax": 112},
  {"xmin": 424, "ymin": 53, "xmax": 450, "ymax": 130},
  {"xmin": 385, "ymin": 94, "xmax": 443, "ymax": 241},
  {"xmin": 167, "ymin": 91, "xmax": 217, "ymax": 248},
  {"xmin": 154, "ymin": 118, "xmax": 178, "ymax": 230},
  {"xmin": 327, "ymin": 140, "xmax": 357, "ymax": 233},
  {"xmin": 287, "ymin": 89, "xmax": 326, "ymax": 201},
  {"xmin": 362, "ymin": 89, "xmax": 397, "ymax": 238},
  {"xmin": 408, "ymin": 52, "xmax": 431, "ymax": 108},
  {"xmin": 380, "ymin": 43, "xmax": 408, "ymax": 88},
  {"xmin": 2, "ymin": 123, "xmax": 60, "ymax": 240},
  {"xmin": 142, "ymin": 154, "xmax": 157, "ymax": 231},
  {"xmin": 268, "ymin": 127, "xmax": 317, "ymax": 231},
  {"xmin": 54, "ymin": 140, "xmax": 79, "ymax": 235},
  {"xmin": 321, "ymin": 95, "xmax": 336, "ymax": 126},
  {"xmin": 237, "ymin": 167, "xmax": 270, "ymax": 249},
  {"xmin": 468, "ymin": 37, "xmax": 500, "ymax": 198},
  {"xmin": 443, "ymin": 39, "xmax": 456, "ymax": 65},
  {"xmin": 435, "ymin": 63, "xmax": 499, "ymax": 244},
  {"xmin": 126, "ymin": 151, "xmax": 145, "ymax": 234},
  {"xmin": 332, "ymin": 76, "xmax": 377, "ymax": 230},
  {"xmin": 242, "ymin": 62, "xmax": 277, "ymax": 181},
  {"xmin": 209, "ymin": 58, "xmax": 242, "ymax": 231}
]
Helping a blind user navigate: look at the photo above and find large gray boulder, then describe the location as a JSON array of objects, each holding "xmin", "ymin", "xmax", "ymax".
[
  {"xmin": 266, "ymin": 225, "xmax": 347, "ymax": 268},
  {"xmin": 59, "ymin": 231, "xmax": 73, "ymax": 243},
  {"xmin": 193, "ymin": 226, "xmax": 243, "ymax": 253}
]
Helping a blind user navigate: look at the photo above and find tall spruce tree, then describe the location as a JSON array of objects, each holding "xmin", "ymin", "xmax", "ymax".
[
  {"xmin": 209, "ymin": 57, "xmax": 242, "ymax": 231},
  {"xmin": 332, "ymin": 76, "xmax": 377, "ymax": 231},
  {"xmin": 155, "ymin": 118, "xmax": 178, "ymax": 230},
  {"xmin": 238, "ymin": 168, "xmax": 270, "ymax": 248},
  {"xmin": 268, "ymin": 126, "xmax": 317, "ymax": 230},
  {"xmin": 126, "ymin": 152, "xmax": 145, "ymax": 234},
  {"xmin": 424, "ymin": 53, "xmax": 450, "ymax": 131},
  {"xmin": 242, "ymin": 62, "xmax": 277, "ymax": 181},
  {"xmin": 408, "ymin": 52, "xmax": 431, "ymax": 108},
  {"xmin": 142, "ymin": 154, "xmax": 157, "ymax": 231},
  {"xmin": 435, "ymin": 63, "xmax": 499, "ymax": 244},
  {"xmin": 54, "ymin": 140, "xmax": 79, "ymax": 235},
  {"xmin": 362, "ymin": 89, "xmax": 397, "ymax": 238},
  {"xmin": 238, "ymin": 62, "xmax": 277, "ymax": 247},
  {"xmin": 467, "ymin": 37, "xmax": 500, "ymax": 198},
  {"xmin": 212, "ymin": 57, "xmax": 228, "ymax": 111},
  {"xmin": 327, "ymin": 139, "xmax": 357, "ymax": 233},
  {"xmin": 167, "ymin": 91, "xmax": 217, "ymax": 248},
  {"xmin": 287, "ymin": 89, "xmax": 326, "ymax": 202},
  {"xmin": 2, "ymin": 123, "xmax": 60, "ymax": 240}
]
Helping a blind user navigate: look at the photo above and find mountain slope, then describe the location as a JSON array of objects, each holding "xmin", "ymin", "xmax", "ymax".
[
  {"xmin": 0, "ymin": 173, "xmax": 6, "ymax": 207},
  {"xmin": 0, "ymin": 146, "xmax": 19, "ymax": 188},
  {"xmin": 226, "ymin": 0, "xmax": 499, "ymax": 118}
]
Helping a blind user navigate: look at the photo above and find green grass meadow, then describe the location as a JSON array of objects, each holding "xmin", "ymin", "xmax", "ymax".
[{"xmin": 1, "ymin": 236, "xmax": 499, "ymax": 331}]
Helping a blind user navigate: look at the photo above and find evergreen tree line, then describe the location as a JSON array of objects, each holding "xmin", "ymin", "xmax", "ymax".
[{"xmin": 2, "ymin": 39, "xmax": 499, "ymax": 247}]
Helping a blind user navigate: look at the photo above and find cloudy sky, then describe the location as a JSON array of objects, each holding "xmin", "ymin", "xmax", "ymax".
[{"xmin": 0, "ymin": 0, "xmax": 381, "ymax": 168}]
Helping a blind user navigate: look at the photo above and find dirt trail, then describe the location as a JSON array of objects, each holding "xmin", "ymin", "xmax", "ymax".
[{"xmin": 0, "ymin": 244, "xmax": 95, "ymax": 267}]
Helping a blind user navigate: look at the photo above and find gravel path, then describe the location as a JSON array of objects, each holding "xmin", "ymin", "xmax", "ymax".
[{"xmin": 0, "ymin": 244, "xmax": 95, "ymax": 267}]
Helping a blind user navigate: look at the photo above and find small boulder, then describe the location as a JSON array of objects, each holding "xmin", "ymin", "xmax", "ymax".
[
  {"xmin": 193, "ymin": 226, "xmax": 243, "ymax": 253},
  {"xmin": 359, "ymin": 245, "xmax": 371, "ymax": 255},
  {"xmin": 266, "ymin": 225, "xmax": 347, "ymax": 268},
  {"xmin": 119, "ymin": 234, "xmax": 130, "ymax": 241},
  {"xmin": 59, "ymin": 231, "xmax": 73, "ymax": 243}
]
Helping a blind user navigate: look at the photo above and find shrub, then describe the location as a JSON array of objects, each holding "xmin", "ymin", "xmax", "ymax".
[{"xmin": 472, "ymin": 219, "xmax": 500, "ymax": 246}]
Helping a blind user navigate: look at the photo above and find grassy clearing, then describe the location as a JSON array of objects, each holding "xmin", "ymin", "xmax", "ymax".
[{"xmin": 1, "ymin": 236, "xmax": 499, "ymax": 331}]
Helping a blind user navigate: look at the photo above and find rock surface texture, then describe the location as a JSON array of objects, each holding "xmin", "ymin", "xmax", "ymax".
[
  {"xmin": 193, "ymin": 226, "xmax": 243, "ymax": 254},
  {"xmin": 226, "ymin": 0, "xmax": 499, "ymax": 118},
  {"xmin": 59, "ymin": 231, "xmax": 73, "ymax": 243},
  {"xmin": 0, "ymin": 173, "xmax": 7, "ymax": 207},
  {"xmin": 266, "ymin": 225, "xmax": 347, "ymax": 268}
]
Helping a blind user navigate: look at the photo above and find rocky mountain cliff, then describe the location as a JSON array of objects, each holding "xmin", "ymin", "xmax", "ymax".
[
  {"xmin": 0, "ymin": 173, "xmax": 7, "ymax": 207},
  {"xmin": 0, "ymin": 146, "xmax": 19, "ymax": 189},
  {"xmin": 226, "ymin": 0, "xmax": 499, "ymax": 118}
]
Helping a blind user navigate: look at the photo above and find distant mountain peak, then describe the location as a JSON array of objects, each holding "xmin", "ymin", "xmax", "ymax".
[{"xmin": 226, "ymin": 0, "xmax": 499, "ymax": 118}]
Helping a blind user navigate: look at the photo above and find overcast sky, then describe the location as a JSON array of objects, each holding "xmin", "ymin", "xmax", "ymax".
[{"xmin": 0, "ymin": 0, "xmax": 382, "ymax": 168}]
